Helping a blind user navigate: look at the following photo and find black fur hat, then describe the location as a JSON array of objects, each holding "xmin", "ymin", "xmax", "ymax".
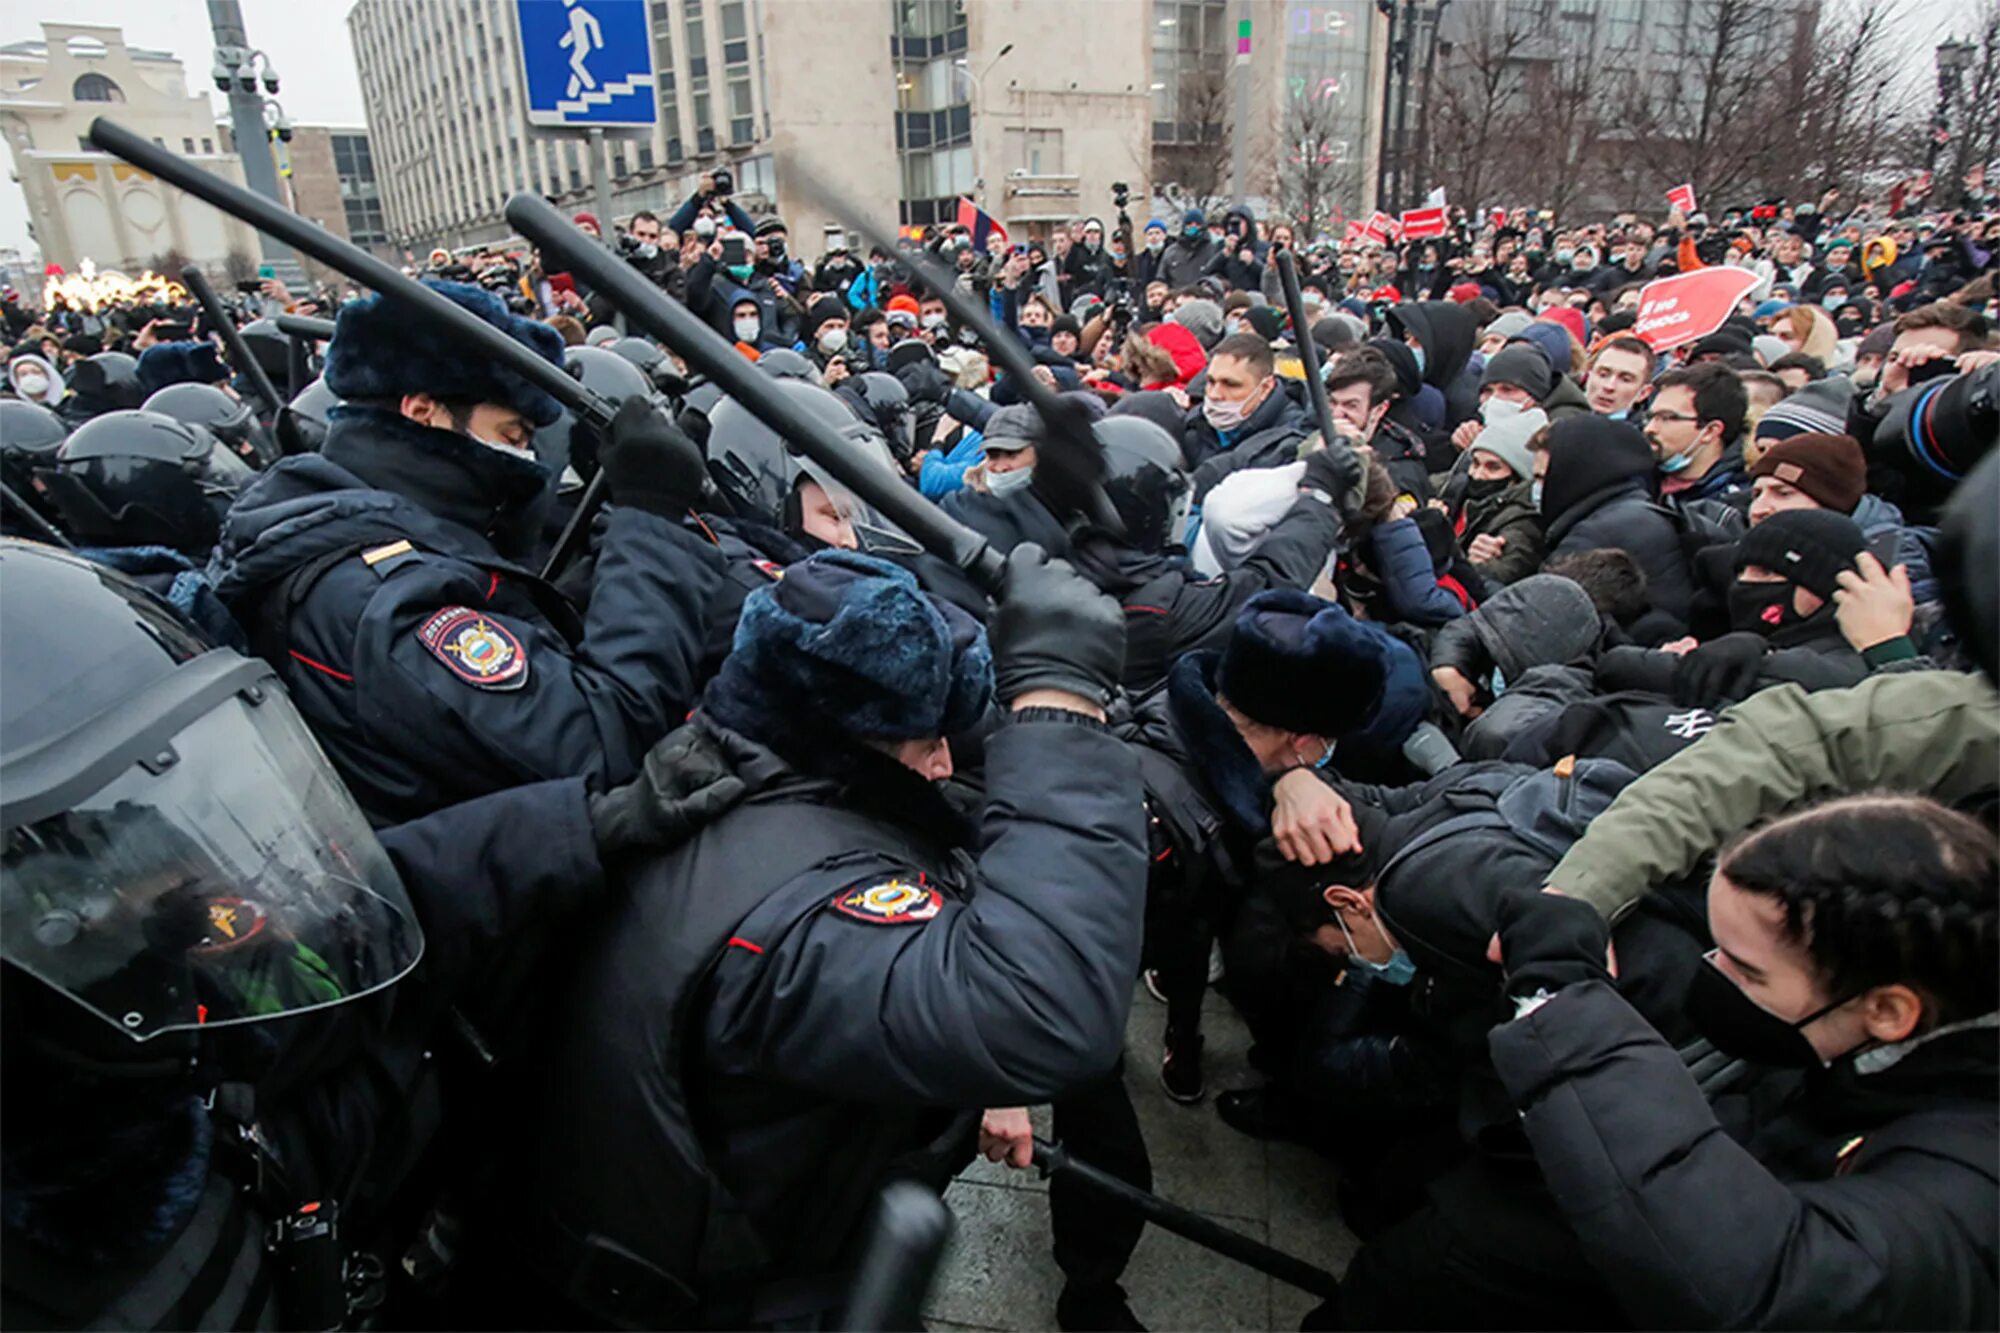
[
  {"xmin": 323, "ymin": 279, "xmax": 567, "ymax": 427},
  {"xmin": 1215, "ymin": 589, "xmax": 1396, "ymax": 740}
]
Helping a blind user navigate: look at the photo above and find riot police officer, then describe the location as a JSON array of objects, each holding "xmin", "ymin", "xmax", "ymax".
[
  {"xmin": 0, "ymin": 540, "xmax": 620, "ymax": 1330},
  {"xmin": 504, "ymin": 545, "xmax": 1146, "ymax": 1328},
  {"xmin": 205, "ymin": 278, "xmax": 723, "ymax": 826},
  {"xmin": 143, "ymin": 380, "xmax": 279, "ymax": 468}
]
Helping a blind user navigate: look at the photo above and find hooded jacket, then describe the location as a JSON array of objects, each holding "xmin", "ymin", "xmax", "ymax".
[
  {"xmin": 1539, "ymin": 418, "xmax": 1695, "ymax": 625},
  {"xmin": 1181, "ymin": 376, "xmax": 1311, "ymax": 479},
  {"xmin": 1387, "ymin": 301, "xmax": 1481, "ymax": 430}
]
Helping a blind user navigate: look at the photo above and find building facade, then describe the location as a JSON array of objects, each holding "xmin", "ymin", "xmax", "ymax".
[
  {"xmin": 347, "ymin": 0, "xmax": 1150, "ymax": 252},
  {"xmin": 0, "ymin": 23, "xmax": 262, "ymax": 274}
]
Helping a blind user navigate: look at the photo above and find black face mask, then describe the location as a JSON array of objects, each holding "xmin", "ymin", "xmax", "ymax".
[
  {"xmin": 1726, "ymin": 579, "xmax": 1799, "ymax": 635},
  {"xmin": 1464, "ymin": 475, "xmax": 1513, "ymax": 502},
  {"xmin": 1684, "ymin": 952, "xmax": 1856, "ymax": 1068}
]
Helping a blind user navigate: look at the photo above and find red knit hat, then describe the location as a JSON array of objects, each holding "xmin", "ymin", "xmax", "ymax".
[
  {"xmin": 887, "ymin": 293, "xmax": 921, "ymax": 317},
  {"xmin": 1539, "ymin": 306, "xmax": 1587, "ymax": 352},
  {"xmin": 1146, "ymin": 322, "xmax": 1207, "ymax": 387},
  {"xmin": 573, "ymin": 211, "xmax": 600, "ymax": 233},
  {"xmin": 1448, "ymin": 281, "xmax": 1482, "ymax": 303}
]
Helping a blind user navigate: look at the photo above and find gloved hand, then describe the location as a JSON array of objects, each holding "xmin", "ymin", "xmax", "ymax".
[
  {"xmin": 1301, "ymin": 440, "xmax": 1361, "ymax": 509},
  {"xmin": 597, "ymin": 396, "xmax": 708, "ymax": 517},
  {"xmin": 1671, "ymin": 630, "xmax": 1769, "ymax": 706},
  {"xmin": 894, "ymin": 358, "xmax": 954, "ymax": 408},
  {"xmin": 1494, "ymin": 890, "xmax": 1611, "ymax": 1002},
  {"xmin": 588, "ymin": 724, "xmax": 769, "ymax": 858},
  {"xmin": 989, "ymin": 543, "xmax": 1124, "ymax": 707}
]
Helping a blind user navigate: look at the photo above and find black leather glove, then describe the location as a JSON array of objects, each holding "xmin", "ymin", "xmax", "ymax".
[
  {"xmin": 597, "ymin": 396, "xmax": 708, "ymax": 517},
  {"xmin": 894, "ymin": 358, "xmax": 953, "ymax": 408},
  {"xmin": 989, "ymin": 543, "xmax": 1125, "ymax": 706},
  {"xmin": 587, "ymin": 724, "xmax": 769, "ymax": 858},
  {"xmin": 1301, "ymin": 441, "xmax": 1361, "ymax": 509},
  {"xmin": 1495, "ymin": 890, "xmax": 1611, "ymax": 1002},
  {"xmin": 1672, "ymin": 630, "xmax": 1769, "ymax": 706}
]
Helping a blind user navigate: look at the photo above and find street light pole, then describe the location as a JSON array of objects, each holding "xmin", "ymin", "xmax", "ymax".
[
  {"xmin": 956, "ymin": 43, "xmax": 1013, "ymax": 211},
  {"xmin": 1933, "ymin": 38, "xmax": 1976, "ymax": 205},
  {"xmin": 206, "ymin": 0, "xmax": 304, "ymax": 287}
]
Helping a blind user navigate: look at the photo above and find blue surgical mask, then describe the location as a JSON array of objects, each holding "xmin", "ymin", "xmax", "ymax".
[
  {"xmin": 1531, "ymin": 478, "xmax": 1545, "ymax": 509},
  {"xmin": 1556, "ymin": 247, "xmax": 1575, "ymax": 263},
  {"xmin": 1823, "ymin": 294, "xmax": 1846, "ymax": 311},
  {"xmin": 1335, "ymin": 909, "xmax": 1416, "ymax": 986},
  {"xmin": 1657, "ymin": 447, "xmax": 1696, "ymax": 475},
  {"xmin": 986, "ymin": 462, "xmax": 1035, "ymax": 496},
  {"xmin": 1409, "ymin": 342, "xmax": 1427, "ymax": 374}
]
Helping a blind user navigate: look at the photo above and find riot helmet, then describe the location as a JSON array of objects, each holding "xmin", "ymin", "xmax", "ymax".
[
  {"xmin": 0, "ymin": 398, "xmax": 71, "ymax": 536},
  {"xmin": 64, "ymin": 352, "xmax": 147, "ymax": 419},
  {"xmin": 609, "ymin": 336, "xmax": 686, "ymax": 395},
  {"xmin": 234, "ymin": 318, "xmax": 293, "ymax": 384},
  {"xmin": 837, "ymin": 372, "xmax": 916, "ymax": 465},
  {"xmin": 1094, "ymin": 415, "xmax": 1191, "ymax": 553},
  {"xmin": 276, "ymin": 376, "xmax": 341, "ymax": 456},
  {"xmin": 564, "ymin": 343, "xmax": 653, "ymax": 405},
  {"xmin": 0, "ymin": 541, "xmax": 423, "ymax": 1046},
  {"xmin": 143, "ymin": 381, "xmax": 277, "ymax": 468},
  {"xmin": 705, "ymin": 379, "xmax": 912, "ymax": 552},
  {"xmin": 39, "ymin": 410, "xmax": 253, "ymax": 557},
  {"xmin": 755, "ymin": 347, "xmax": 820, "ymax": 383}
]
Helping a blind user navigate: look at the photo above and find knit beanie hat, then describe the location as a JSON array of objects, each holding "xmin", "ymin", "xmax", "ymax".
[
  {"xmin": 1170, "ymin": 298, "xmax": 1225, "ymax": 351},
  {"xmin": 1747, "ymin": 432, "xmax": 1867, "ymax": 513},
  {"xmin": 1216, "ymin": 589, "xmax": 1399, "ymax": 739},
  {"xmin": 705, "ymin": 550, "xmax": 993, "ymax": 742},
  {"xmin": 1752, "ymin": 333, "xmax": 1791, "ymax": 367},
  {"xmin": 1734, "ymin": 508, "xmax": 1868, "ymax": 599},
  {"xmin": 1244, "ymin": 305, "xmax": 1285, "ymax": 343},
  {"xmin": 1753, "ymin": 378, "xmax": 1852, "ymax": 440},
  {"xmin": 1481, "ymin": 310, "xmax": 1534, "ymax": 343},
  {"xmin": 803, "ymin": 294, "xmax": 848, "ymax": 342},
  {"xmin": 1538, "ymin": 307, "xmax": 1588, "ymax": 353},
  {"xmin": 1480, "ymin": 344, "xmax": 1555, "ymax": 402},
  {"xmin": 1469, "ymin": 407, "xmax": 1548, "ymax": 481}
]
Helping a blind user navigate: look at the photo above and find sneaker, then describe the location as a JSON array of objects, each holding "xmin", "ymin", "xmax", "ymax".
[
  {"xmin": 1160, "ymin": 1031, "xmax": 1205, "ymax": 1103},
  {"xmin": 1207, "ymin": 938, "xmax": 1225, "ymax": 984},
  {"xmin": 1142, "ymin": 968, "xmax": 1168, "ymax": 1004},
  {"xmin": 1057, "ymin": 1283, "xmax": 1146, "ymax": 1332}
]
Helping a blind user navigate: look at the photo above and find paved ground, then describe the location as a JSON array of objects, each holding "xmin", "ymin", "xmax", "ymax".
[{"xmin": 922, "ymin": 985, "xmax": 1359, "ymax": 1332}]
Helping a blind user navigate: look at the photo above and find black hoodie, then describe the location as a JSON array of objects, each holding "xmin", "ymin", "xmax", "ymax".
[
  {"xmin": 1539, "ymin": 417, "xmax": 1694, "ymax": 625},
  {"xmin": 1387, "ymin": 301, "xmax": 1480, "ymax": 429}
]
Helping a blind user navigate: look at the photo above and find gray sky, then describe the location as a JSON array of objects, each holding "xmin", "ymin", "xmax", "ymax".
[{"xmin": 0, "ymin": 1, "xmax": 366, "ymax": 255}]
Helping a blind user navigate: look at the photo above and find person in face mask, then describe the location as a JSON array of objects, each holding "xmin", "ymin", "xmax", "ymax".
[
  {"xmin": 1158, "ymin": 208, "xmax": 1222, "ymax": 290},
  {"xmin": 1440, "ymin": 407, "xmax": 1548, "ymax": 588},
  {"xmin": 1643, "ymin": 361, "xmax": 1751, "ymax": 508},
  {"xmin": 801, "ymin": 295, "xmax": 851, "ymax": 371},
  {"xmin": 938, "ymin": 404, "xmax": 1071, "ymax": 559},
  {"xmin": 1480, "ymin": 794, "xmax": 1998, "ymax": 1331},
  {"xmin": 1595, "ymin": 507, "xmax": 1870, "ymax": 707},
  {"xmin": 730, "ymin": 296, "xmax": 765, "ymax": 354},
  {"xmin": 1185, "ymin": 333, "xmax": 1309, "ymax": 485},
  {"xmin": 204, "ymin": 278, "xmax": 722, "ymax": 825},
  {"xmin": 621, "ymin": 210, "xmax": 681, "ymax": 297}
]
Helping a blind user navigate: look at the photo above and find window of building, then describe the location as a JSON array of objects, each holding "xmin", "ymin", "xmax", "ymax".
[
  {"xmin": 72, "ymin": 73, "xmax": 123, "ymax": 102},
  {"xmin": 686, "ymin": 15, "xmax": 707, "ymax": 78},
  {"xmin": 1003, "ymin": 127, "xmax": 1064, "ymax": 175},
  {"xmin": 201, "ymin": 137, "xmax": 213, "ymax": 154},
  {"xmin": 183, "ymin": 137, "xmax": 196, "ymax": 153},
  {"xmin": 638, "ymin": 141, "xmax": 655, "ymax": 171}
]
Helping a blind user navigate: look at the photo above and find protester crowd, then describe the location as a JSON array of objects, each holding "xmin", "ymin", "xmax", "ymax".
[{"xmin": 2, "ymin": 165, "xmax": 1997, "ymax": 1333}]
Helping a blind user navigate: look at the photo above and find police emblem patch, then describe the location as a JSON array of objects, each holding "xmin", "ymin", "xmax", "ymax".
[
  {"xmin": 418, "ymin": 606, "xmax": 528, "ymax": 689},
  {"xmin": 830, "ymin": 878, "xmax": 943, "ymax": 925}
]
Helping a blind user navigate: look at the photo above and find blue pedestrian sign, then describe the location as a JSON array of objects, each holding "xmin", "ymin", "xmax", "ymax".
[{"xmin": 516, "ymin": 0, "xmax": 657, "ymax": 128}]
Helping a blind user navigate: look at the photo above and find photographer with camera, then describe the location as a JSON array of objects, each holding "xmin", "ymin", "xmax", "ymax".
[
  {"xmin": 666, "ymin": 168, "xmax": 754, "ymax": 243},
  {"xmin": 619, "ymin": 210, "xmax": 683, "ymax": 300},
  {"xmin": 1846, "ymin": 303, "xmax": 1996, "ymax": 524}
]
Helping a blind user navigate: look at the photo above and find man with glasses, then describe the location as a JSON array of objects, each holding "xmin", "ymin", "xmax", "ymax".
[{"xmin": 1644, "ymin": 361, "xmax": 1752, "ymax": 517}]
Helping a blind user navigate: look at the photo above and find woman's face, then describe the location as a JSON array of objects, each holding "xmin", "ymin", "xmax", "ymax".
[{"xmin": 1776, "ymin": 314, "xmax": 1806, "ymax": 354}]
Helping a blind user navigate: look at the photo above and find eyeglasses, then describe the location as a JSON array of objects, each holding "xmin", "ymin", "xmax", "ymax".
[{"xmin": 1645, "ymin": 409, "xmax": 1701, "ymax": 426}]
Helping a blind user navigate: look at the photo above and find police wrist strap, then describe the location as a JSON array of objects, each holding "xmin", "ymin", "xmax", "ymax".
[{"xmin": 1006, "ymin": 705, "xmax": 1110, "ymax": 732}]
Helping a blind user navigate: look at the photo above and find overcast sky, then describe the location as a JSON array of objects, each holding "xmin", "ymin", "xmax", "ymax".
[{"xmin": 0, "ymin": 1, "xmax": 367, "ymax": 255}]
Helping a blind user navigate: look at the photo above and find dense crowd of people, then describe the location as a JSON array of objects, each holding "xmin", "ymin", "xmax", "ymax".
[{"xmin": 2, "ymin": 164, "xmax": 1997, "ymax": 1333}]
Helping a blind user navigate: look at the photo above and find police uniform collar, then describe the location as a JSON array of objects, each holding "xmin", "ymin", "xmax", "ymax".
[{"xmin": 320, "ymin": 405, "xmax": 550, "ymax": 538}]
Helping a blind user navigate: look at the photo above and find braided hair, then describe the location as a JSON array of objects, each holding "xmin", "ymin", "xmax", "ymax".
[{"xmin": 1719, "ymin": 794, "xmax": 1999, "ymax": 1029}]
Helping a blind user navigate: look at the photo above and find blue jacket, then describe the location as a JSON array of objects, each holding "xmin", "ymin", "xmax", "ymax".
[
  {"xmin": 918, "ymin": 426, "xmax": 988, "ymax": 498},
  {"xmin": 1369, "ymin": 515, "xmax": 1468, "ymax": 627},
  {"xmin": 207, "ymin": 406, "xmax": 723, "ymax": 825}
]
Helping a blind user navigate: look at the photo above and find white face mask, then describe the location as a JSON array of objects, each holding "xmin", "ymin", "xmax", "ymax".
[
  {"xmin": 1481, "ymin": 397, "xmax": 1526, "ymax": 425},
  {"xmin": 734, "ymin": 317, "xmax": 761, "ymax": 343},
  {"xmin": 817, "ymin": 327, "xmax": 848, "ymax": 354},
  {"xmin": 1203, "ymin": 390, "xmax": 1255, "ymax": 433},
  {"xmin": 694, "ymin": 216, "xmax": 717, "ymax": 238},
  {"xmin": 15, "ymin": 372, "xmax": 49, "ymax": 399},
  {"xmin": 634, "ymin": 241, "xmax": 659, "ymax": 259},
  {"xmin": 921, "ymin": 312, "xmax": 948, "ymax": 331},
  {"xmin": 987, "ymin": 462, "xmax": 1035, "ymax": 496}
]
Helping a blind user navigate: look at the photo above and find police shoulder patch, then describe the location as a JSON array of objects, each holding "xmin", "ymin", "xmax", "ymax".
[
  {"xmin": 418, "ymin": 606, "xmax": 529, "ymax": 690},
  {"xmin": 830, "ymin": 876, "xmax": 943, "ymax": 925}
]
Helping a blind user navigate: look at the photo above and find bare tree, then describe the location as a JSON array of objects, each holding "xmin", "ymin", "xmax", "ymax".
[
  {"xmin": 1785, "ymin": 0, "xmax": 1927, "ymax": 198},
  {"xmin": 1271, "ymin": 89, "xmax": 1363, "ymax": 239},
  {"xmin": 1426, "ymin": 4, "xmax": 1537, "ymax": 214},
  {"xmin": 222, "ymin": 249, "xmax": 259, "ymax": 284},
  {"xmin": 1512, "ymin": 23, "xmax": 1604, "ymax": 218},
  {"xmin": 1155, "ymin": 61, "xmax": 1234, "ymax": 218},
  {"xmin": 1943, "ymin": 0, "xmax": 2000, "ymax": 207}
]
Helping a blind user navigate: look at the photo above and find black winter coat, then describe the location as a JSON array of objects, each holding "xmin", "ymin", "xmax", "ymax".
[{"xmin": 1543, "ymin": 480, "xmax": 1695, "ymax": 627}]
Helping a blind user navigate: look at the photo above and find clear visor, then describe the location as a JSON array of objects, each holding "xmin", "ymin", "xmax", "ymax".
[
  {"xmin": 806, "ymin": 428, "xmax": 919, "ymax": 556},
  {"xmin": 2, "ymin": 693, "xmax": 423, "ymax": 1041}
]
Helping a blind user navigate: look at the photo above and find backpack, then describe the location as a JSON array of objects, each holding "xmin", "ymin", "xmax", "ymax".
[
  {"xmin": 1499, "ymin": 688, "xmax": 1723, "ymax": 773},
  {"xmin": 1372, "ymin": 756, "xmax": 1637, "ymax": 890}
]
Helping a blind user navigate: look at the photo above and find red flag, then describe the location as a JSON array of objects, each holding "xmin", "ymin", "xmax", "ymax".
[
  {"xmin": 1399, "ymin": 206, "xmax": 1447, "ymax": 239},
  {"xmin": 1632, "ymin": 268, "xmax": 1762, "ymax": 352},
  {"xmin": 1665, "ymin": 183, "xmax": 1697, "ymax": 214},
  {"xmin": 1489, "ymin": 207, "xmax": 1506, "ymax": 230}
]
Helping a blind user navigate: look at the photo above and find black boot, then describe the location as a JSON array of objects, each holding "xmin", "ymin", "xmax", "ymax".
[{"xmin": 1057, "ymin": 1282, "xmax": 1147, "ymax": 1331}]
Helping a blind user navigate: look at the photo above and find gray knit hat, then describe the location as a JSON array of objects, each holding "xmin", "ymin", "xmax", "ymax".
[{"xmin": 1170, "ymin": 298, "xmax": 1225, "ymax": 351}]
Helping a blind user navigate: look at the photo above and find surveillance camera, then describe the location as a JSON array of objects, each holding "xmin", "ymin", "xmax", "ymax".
[
  {"xmin": 262, "ymin": 70, "xmax": 280, "ymax": 94},
  {"xmin": 279, "ymin": 126, "xmax": 294, "ymax": 143},
  {"xmin": 237, "ymin": 66, "xmax": 257, "ymax": 93}
]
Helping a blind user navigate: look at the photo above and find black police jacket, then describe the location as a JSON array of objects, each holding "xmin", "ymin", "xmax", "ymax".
[
  {"xmin": 523, "ymin": 712, "xmax": 1146, "ymax": 1326},
  {"xmin": 208, "ymin": 407, "xmax": 722, "ymax": 825},
  {"xmin": 1070, "ymin": 485, "xmax": 1339, "ymax": 695}
]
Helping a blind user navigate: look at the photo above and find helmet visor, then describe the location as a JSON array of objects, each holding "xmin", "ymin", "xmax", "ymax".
[{"xmin": 2, "ymin": 689, "xmax": 422, "ymax": 1041}]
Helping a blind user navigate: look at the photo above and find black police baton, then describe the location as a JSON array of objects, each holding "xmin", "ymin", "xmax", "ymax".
[
  {"xmin": 86, "ymin": 118, "xmax": 623, "ymax": 582},
  {"xmin": 1, "ymin": 482, "xmax": 74, "ymax": 550},
  {"xmin": 505, "ymin": 193, "xmax": 1008, "ymax": 593},
  {"xmin": 1273, "ymin": 251, "xmax": 1340, "ymax": 450},
  {"xmin": 837, "ymin": 1181, "xmax": 955, "ymax": 1332},
  {"xmin": 783, "ymin": 163, "xmax": 1124, "ymax": 538},
  {"xmin": 275, "ymin": 313, "xmax": 336, "ymax": 342},
  {"xmin": 180, "ymin": 264, "xmax": 285, "ymax": 418},
  {"xmin": 1031, "ymin": 1138, "xmax": 1340, "ymax": 1300}
]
